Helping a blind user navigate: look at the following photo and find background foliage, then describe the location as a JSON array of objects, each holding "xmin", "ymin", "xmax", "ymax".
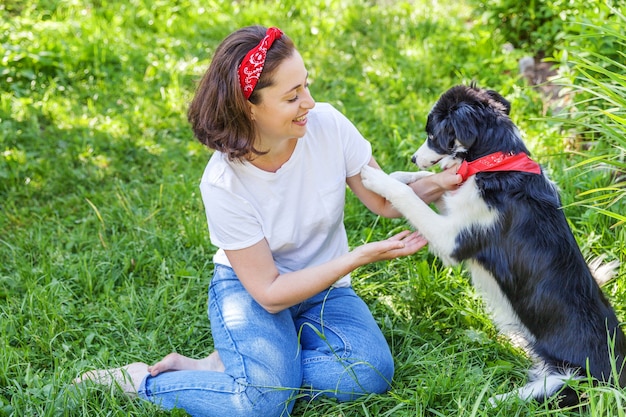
[{"xmin": 1, "ymin": 0, "xmax": 624, "ymax": 416}]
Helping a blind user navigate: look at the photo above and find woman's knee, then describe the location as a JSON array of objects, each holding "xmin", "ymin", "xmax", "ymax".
[
  {"xmin": 366, "ymin": 356, "xmax": 394, "ymax": 394},
  {"xmin": 354, "ymin": 340, "xmax": 394, "ymax": 391},
  {"xmin": 307, "ymin": 352, "xmax": 394, "ymax": 402},
  {"xmin": 341, "ymin": 355, "xmax": 394, "ymax": 399}
]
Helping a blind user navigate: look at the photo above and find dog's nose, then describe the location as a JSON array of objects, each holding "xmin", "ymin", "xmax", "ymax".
[{"xmin": 411, "ymin": 155, "xmax": 417, "ymax": 164}]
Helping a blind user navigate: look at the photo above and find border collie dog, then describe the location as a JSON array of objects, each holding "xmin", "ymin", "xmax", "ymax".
[{"xmin": 361, "ymin": 84, "xmax": 625, "ymax": 406}]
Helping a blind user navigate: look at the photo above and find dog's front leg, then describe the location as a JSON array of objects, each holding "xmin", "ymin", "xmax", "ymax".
[
  {"xmin": 360, "ymin": 165, "xmax": 457, "ymax": 264},
  {"xmin": 361, "ymin": 165, "xmax": 423, "ymax": 209},
  {"xmin": 390, "ymin": 170, "xmax": 448, "ymax": 213},
  {"xmin": 389, "ymin": 170, "xmax": 433, "ymax": 184}
]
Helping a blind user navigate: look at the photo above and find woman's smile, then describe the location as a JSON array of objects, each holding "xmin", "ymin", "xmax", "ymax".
[{"xmin": 293, "ymin": 113, "xmax": 308, "ymax": 125}]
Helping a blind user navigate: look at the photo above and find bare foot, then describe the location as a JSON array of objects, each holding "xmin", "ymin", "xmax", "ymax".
[
  {"xmin": 74, "ymin": 362, "xmax": 149, "ymax": 396},
  {"xmin": 148, "ymin": 351, "xmax": 225, "ymax": 376}
]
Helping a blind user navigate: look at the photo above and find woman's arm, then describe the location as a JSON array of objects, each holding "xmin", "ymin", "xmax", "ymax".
[
  {"xmin": 224, "ymin": 230, "xmax": 427, "ymax": 314},
  {"xmin": 347, "ymin": 157, "xmax": 462, "ymax": 217}
]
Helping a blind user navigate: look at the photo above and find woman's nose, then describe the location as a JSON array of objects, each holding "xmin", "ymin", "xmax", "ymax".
[{"xmin": 302, "ymin": 88, "xmax": 315, "ymax": 109}]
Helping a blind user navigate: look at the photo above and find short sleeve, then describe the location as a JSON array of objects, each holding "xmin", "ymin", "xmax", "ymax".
[
  {"xmin": 329, "ymin": 106, "xmax": 372, "ymax": 177},
  {"xmin": 200, "ymin": 182, "xmax": 264, "ymax": 250}
]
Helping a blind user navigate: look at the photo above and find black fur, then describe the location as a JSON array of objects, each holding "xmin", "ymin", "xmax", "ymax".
[{"xmin": 426, "ymin": 84, "xmax": 626, "ymax": 403}]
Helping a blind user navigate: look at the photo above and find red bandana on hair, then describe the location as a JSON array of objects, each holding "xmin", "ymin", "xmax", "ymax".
[
  {"xmin": 238, "ymin": 27, "xmax": 283, "ymax": 99},
  {"xmin": 457, "ymin": 152, "xmax": 541, "ymax": 181}
]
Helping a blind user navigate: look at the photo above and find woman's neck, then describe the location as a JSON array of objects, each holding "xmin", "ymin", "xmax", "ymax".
[{"xmin": 248, "ymin": 138, "xmax": 298, "ymax": 173}]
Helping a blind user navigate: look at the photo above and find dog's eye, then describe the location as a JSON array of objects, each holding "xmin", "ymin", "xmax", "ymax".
[{"xmin": 448, "ymin": 139, "xmax": 456, "ymax": 150}]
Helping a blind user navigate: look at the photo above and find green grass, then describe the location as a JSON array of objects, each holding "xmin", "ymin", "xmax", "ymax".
[{"xmin": 1, "ymin": 0, "xmax": 625, "ymax": 416}]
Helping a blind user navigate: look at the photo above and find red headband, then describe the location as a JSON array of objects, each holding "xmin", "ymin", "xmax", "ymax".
[{"xmin": 238, "ymin": 27, "xmax": 283, "ymax": 99}]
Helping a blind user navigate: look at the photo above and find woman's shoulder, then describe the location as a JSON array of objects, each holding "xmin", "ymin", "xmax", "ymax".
[{"xmin": 200, "ymin": 151, "xmax": 235, "ymax": 188}]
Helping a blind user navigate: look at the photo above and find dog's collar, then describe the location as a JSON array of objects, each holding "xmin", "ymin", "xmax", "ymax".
[{"xmin": 457, "ymin": 152, "xmax": 541, "ymax": 181}]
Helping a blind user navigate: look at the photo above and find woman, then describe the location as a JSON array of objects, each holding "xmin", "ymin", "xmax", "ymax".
[{"xmin": 77, "ymin": 25, "xmax": 461, "ymax": 416}]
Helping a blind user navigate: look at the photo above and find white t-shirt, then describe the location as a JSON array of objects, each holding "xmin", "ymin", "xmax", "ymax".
[{"xmin": 199, "ymin": 103, "xmax": 372, "ymax": 287}]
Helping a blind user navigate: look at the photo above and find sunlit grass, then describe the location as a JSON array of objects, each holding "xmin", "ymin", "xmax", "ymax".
[{"xmin": 1, "ymin": 1, "xmax": 624, "ymax": 416}]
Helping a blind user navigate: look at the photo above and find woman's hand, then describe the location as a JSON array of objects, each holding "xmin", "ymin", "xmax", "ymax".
[
  {"xmin": 225, "ymin": 230, "xmax": 427, "ymax": 314},
  {"xmin": 409, "ymin": 165, "xmax": 462, "ymax": 204},
  {"xmin": 353, "ymin": 230, "xmax": 428, "ymax": 262},
  {"xmin": 430, "ymin": 165, "xmax": 463, "ymax": 190},
  {"xmin": 351, "ymin": 158, "xmax": 463, "ymax": 217}
]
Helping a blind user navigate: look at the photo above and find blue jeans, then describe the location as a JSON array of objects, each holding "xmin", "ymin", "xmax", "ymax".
[{"xmin": 137, "ymin": 264, "xmax": 394, "ymax": 417}]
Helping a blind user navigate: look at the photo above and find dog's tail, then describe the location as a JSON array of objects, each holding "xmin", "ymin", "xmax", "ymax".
[{"xmin": 588, "ymin": 256, "xmax": 621, "ymax": 287}]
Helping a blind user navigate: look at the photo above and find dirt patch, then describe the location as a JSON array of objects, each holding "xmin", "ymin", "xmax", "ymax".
[{"xmin": 519, "ymin": 55, "xmax": 572, "ymax": 115}]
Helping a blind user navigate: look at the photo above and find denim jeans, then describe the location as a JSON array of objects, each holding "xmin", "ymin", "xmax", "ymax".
[{"xmin": 138, "ymin": 264, "xmax": 394, "ymax": 417}]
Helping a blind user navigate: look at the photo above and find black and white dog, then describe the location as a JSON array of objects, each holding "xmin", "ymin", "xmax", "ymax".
[{"xmin": 361, "ymin": 84, "xmax": 625, "ymax": 406}]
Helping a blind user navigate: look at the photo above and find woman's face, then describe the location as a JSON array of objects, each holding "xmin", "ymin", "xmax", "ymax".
[{"xmin": 249, "ymin": 51, "xmax": 315, "ymax": 147}]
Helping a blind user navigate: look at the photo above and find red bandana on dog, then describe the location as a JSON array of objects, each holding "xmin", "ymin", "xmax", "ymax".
[
  {"xmin": 238, "ymin": 27, "xmax": 283, "ymax": 99},
  {"xmin": 457, "ymin": 152, "xmax": 541, "ymax": 181}
]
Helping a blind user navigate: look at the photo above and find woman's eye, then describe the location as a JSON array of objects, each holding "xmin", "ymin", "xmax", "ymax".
[{"xmin": 288, "ymin": 96, "xmax": 299, "ymax": 103}]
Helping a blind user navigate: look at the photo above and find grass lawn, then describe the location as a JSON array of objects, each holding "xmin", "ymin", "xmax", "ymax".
[{"xmin": 1, "ymin": 0, "xmax": 625, "ymax": 416}]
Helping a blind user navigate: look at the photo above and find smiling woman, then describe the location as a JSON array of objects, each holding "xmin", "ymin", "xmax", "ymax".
[
  {"xmin": 245, "ymin": 52, "xmax": 313, "ymax": 172},
  {"xmin": 4, "ymin": 1, "xmax": 623, "ymax": 416},
  {"xmin": 73, "ymin": 24, "xmax": 460, "ymax": 417}
]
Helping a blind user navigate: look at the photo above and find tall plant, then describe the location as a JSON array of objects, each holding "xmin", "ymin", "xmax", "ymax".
[
  {"xmin": 554, "ymin": 6, "xmax": 626, "ymax": 226},
  {"xmin": 468, "ymin": 0, "xmax": 621, "ymax": 57}
]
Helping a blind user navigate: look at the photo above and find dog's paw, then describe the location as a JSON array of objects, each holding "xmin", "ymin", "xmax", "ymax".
[
  {"xmin": 390, "ymin": 170, "xmax": 434, "ymax": 184},
  {"xmin": 360, "ymin": 165, "xmax": 400, "ymax": 198},
  {"xmin": 488, "ymin": 393, "xmax": 508, "ymax": 408}
]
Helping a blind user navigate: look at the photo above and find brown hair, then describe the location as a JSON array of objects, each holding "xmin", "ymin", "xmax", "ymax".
[{"xmin": 187, "ymin": 26, "xmax": 296, "ymax": 161}]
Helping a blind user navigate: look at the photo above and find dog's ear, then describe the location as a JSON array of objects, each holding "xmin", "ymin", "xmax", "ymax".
[
  {"xmin": 485, "ymin": 89, "xmax": 511, "ymax": 115},
  {"xmin": 448, "ymin": 103, "xmax": 480, "ymax": 149}
]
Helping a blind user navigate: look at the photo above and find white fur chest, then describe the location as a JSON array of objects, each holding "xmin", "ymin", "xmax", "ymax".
[{"xmin": 440, "ymin": 177, "xmax": 500, "ymax": 234}]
